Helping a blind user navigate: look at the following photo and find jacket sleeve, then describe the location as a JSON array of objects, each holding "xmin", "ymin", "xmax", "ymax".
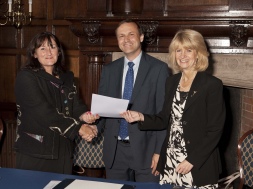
[
  {"xmin": 138, "ymin": 77, "xmax": 171, "ymax": 131},
  {"xmin": 15, "ymin": 70, "xmax": 83, "ymax": 141}
]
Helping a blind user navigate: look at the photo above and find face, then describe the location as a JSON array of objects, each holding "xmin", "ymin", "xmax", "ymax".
[
  {"xmin": 34, "ymin": 38, "xmax": 59, "ymax": 74},
  {"xmin": 116, "ymin": 22, "xmax": 144, "ymax": 60},
  {"xmin": 175, "ymin": 46, "xmax": 198, "ymax": 72}
]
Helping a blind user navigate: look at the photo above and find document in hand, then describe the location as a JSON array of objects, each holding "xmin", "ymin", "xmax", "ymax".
[{"xmin": 90, "ymin": 94, "xmax": 129, "ymax": 118}]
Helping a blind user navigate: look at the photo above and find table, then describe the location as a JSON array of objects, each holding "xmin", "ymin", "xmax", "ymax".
[{"xmin": 0, "ymin": 168, "xmax": 171, "ymax": 189}]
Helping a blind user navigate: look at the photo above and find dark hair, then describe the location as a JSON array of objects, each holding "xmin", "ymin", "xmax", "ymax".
[
  {"xmin": 24, "ymin": 31, "xmax": 65, "ymax": 76},
  {"xmin": 115, "ymin": 19, "xmax": 143, "ymax": 36}
]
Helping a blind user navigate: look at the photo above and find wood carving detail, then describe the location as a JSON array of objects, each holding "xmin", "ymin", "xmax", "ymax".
[
  {"xmin": 230, "ymin": 21, "xmax": 250, "ymax": 47},
  {"xmin": 69, "ymin": 21, "xmax": 101, "ymax": 44},
  {"xmin": 138, "ymin": 21, "xmax": 159, "ymax": 45},
  {"xmin": 82, "ymin": 21, "xmax": 101, "ymax": 44}
]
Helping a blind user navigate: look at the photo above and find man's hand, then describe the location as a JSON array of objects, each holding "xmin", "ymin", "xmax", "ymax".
[
  {"xmin": 175, "ymin": 160, "xmax": 193, "ymax": 174},
  {"xmin": 79, "ymin": 124, "xmax": 98, "ymax": 142},
  {"xmin": 151, "ymin": 153, "xmax": 160, "ymax": 176}
]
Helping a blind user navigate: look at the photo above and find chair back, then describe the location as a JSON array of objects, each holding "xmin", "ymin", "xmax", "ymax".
[
  {"xmin": 0, "ymin": 118, "xmax": 3, "ymax": 142},
  {"xmin": 237, "ymin": 129, "xmax": 253, "ymax": 189}
]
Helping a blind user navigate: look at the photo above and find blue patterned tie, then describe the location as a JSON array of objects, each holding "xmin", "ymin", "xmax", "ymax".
[{"xmin": 119, "ymin": 62, "xmax": 134, "ymax": 139}]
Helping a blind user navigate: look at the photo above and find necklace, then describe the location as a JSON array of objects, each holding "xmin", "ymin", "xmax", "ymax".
[{"xmin": 179, "ymin": 72, "xmax": 197, "ymax": 91}]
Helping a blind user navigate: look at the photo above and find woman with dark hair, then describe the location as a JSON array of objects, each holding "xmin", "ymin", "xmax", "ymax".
[
  {"xmin": 25, "ymin": 31, "xmax": 65, "ymax": 76},
  {"xmin": 121, "ymin": 29, "xmax": 225, "ymax": 188},
  {"xmin": 14, "ymin": 32, "xmax": 99, "ymax": 174}
]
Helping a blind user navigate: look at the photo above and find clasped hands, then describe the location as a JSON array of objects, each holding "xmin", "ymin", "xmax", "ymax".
[
  {"xmin": 79, "ymin": 111, "xmax": 99, "ymax": 142},
  {"xmin": 79, "ymin": 110, "xmax": 144, "ymax": 142}
]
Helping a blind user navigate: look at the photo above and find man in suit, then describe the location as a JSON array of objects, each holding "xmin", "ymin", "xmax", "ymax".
[{"xmin": 96, "ymin": 19, "xmax": 169, "ymax": 182}]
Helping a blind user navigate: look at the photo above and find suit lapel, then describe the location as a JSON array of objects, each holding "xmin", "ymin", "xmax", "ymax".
[
  {"xmin": 130, "ymin": 54, "xmax": 150, "ymax": 103},
  {"xmin": 167, "ymin": 73, "xmax": 181, "ymax": 111},
  {"xmin": 184, "ymin": 72, "xmax": 206, "ymax": 112},
  {"xmin": 115, "ymin": 58, "xmax": 124, "ymax": 99},
  {"xmin": 164, "ymin": 76, "xmax": 179, "ymax": 141}
]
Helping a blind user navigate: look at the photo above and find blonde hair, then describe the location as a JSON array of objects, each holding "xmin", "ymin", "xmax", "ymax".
[{"xmin": 168, "ymin": 29, "xmax": 209, "ymax": 72}]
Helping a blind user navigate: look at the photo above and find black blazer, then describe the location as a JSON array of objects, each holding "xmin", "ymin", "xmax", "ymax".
[
  {"xmin": 97, "ymin": 52, "xmax": 169, "ymax": 169},
  {"xmin": 139, "ymin": 72, "xmax": 226, "ymax": 187},
  {"xmin": 15, "ymin": 69, "xmax": 87, "ymax": 159}
]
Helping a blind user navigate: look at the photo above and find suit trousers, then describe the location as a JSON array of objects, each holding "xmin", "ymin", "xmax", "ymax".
[{"xmin": 105, "ymin": 140, "xmax": 160, "ymax": 182}]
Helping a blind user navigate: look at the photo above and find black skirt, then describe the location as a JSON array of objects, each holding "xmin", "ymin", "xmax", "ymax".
[{"xmin": 16, "ymin": 135, "xmax": 73, "ymax": 174}]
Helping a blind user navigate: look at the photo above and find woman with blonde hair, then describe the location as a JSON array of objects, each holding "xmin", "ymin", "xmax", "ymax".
[{"xmin": 121, "ymin": 29, "xmax": 225, "ymax": 188}]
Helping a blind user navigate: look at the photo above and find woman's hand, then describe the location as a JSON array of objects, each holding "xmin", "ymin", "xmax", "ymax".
[
  {"xmin": 151, "ymin": 153, "xmax": 160, "ymax": 176},
  {"xmin": 121, "ymin": 110, "xmax": 144, "ymax": 123},
  {"xmin": 176, "ymin": 160, "xmax": 193, "ymax": 175},
  {"xmin": 79, "ymin": 124, "xmax": 98, "ymax": 142},
  {"xmin": 80, "ymin": 112, "xmax": 100, "ymax": 124}
]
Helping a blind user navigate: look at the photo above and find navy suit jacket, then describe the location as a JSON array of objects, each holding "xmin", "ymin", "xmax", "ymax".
[
  {"xmin": 139, "ymin": 72, "xmax": 226, "ymax": 186},
  {"xmin": 97, "ymin": 52, "xmax": 169, "ymax": 169}
]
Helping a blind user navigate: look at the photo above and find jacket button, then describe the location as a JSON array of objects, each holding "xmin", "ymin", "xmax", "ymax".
[
  {"xmin": 187, "ymin": 140, "xmax": 190, "ymax": 144},
  {"xmin": 183, "ymin": 121, "xmax": 187, "ymax": 125}
]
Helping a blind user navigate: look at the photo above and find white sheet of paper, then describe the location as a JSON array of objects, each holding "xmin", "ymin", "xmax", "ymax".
[
  {"xmin": 91, "ymin": 94, "xmax": 129, "ymax": 118},
  {"xmin": 65, "ymin": 179, "xmax": 123, "ymax": 189},
  {"xmin": 43, "ymin": 180, "xmax": 61, "ymax": 189}
]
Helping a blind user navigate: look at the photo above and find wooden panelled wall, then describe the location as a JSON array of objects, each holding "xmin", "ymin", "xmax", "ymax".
[
  {"xmin": 0, "ymin": 0, "xmax": 87, "ymax": 113},
  {"xmin": 1, "ymin": 0, "xmax": 253, "ymax": 117},
  {"xmin": 0, "ymin": 0, "xmax": 253, "ymax": 168}
]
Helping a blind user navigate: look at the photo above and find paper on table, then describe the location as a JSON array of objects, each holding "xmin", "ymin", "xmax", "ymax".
[
  {"xmin": 43, "ymin": 180, "xmax": 61, "ymax": 189},
  {"xmin": 91, "ymin": 94, "xmax": 129, "ymax": 118},
  {"xmin": 65, "ymin": 179, "xmax": 123, "ymax": 189}
]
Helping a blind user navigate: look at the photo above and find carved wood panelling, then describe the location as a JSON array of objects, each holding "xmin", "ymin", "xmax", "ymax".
[
  {"xmin": 139, "ymin": 21, "xmax": 159, "ymax": 45},
  {"xmin": 0, "ymin": 27, "xmax": 16, "ymax": 48},
  {"xmin": 32, "ymin": 0, "xmax": 48, "ymax": 19},
  {"xmin": 67, "ymin": 18, "xmax": 253, "ymax": 54},
  {"xmin": 93, "ymin": 0, "xmax": 164, "ymax": 17},
  {"xmin": 79, "ymin": 53, "xmax": 108, "ymax": 108},
  {"xmin": 54, "ymin": 0, "xmax": 87, "ymax": 19},
  {"xmin": 65, "ymin": 51, "xmax": 80, "ymax": 78},
  {"xmin": 55, "ymin": 26, "xmax": 79, "ymax": 50},
  {"xmin": 0, "ymin": 120, "xmax": 17, "ymax": 167},
  {"xmin": 229, "ymin": 21, "xmax": 250, "ymax": 47},
  {"xmin": 110, "ymin": 0, "xmax": 144, "ymax": 15},
  {"xmin": 87, "ymin": 0, "xmax": 107, "ymax": 16},
  {"xmin": 23, "ymin": 26, "xmax": 48, "ymax": 48},
  {"xmin": 168, "ymin": 0, "xmax": 228, "ymax": 6},
  {"xmin": 82, "ymin": 21, "xmax": 101, "ymax": 44},
  {"xmin": 0, "ymin": 56, "xmax": 16, "ymax": 102}
]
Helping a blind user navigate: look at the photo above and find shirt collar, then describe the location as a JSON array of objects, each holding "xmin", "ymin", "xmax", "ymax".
[{"xmin": 124, "ymin": 51, "xmax": 142, "ymax": 68}]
